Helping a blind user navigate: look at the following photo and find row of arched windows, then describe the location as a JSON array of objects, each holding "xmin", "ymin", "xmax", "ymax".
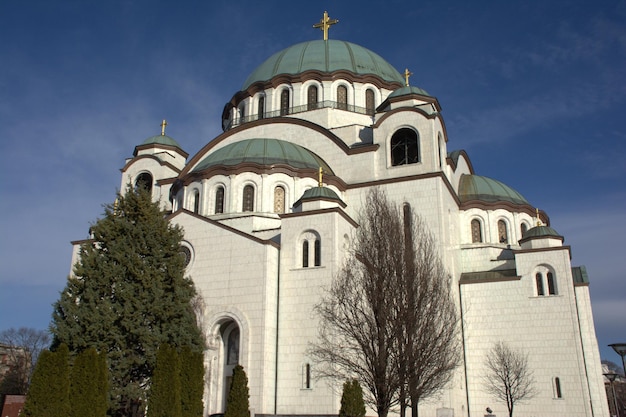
[
  {"xmin": 470, "ymin": 218, "xmax": 531, "ymax": 244},
  {"xmin": 187, "ymin": 185, "xmax": 287, "ymax": 215},
  {"xmin": 536, "ymin": 272, "xmax": 557, "ymax": 296},
  {"xmin": 302, "ymin": 239, "xmax": 321, "ymax": 268}
]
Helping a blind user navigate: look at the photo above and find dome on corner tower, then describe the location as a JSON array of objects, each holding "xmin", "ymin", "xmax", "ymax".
[
  {"xmin": 458, "ymin": 174, "xmax": 528, "ymax": 205},
  {"xmin": 242, "ymin": 40, "xmax": 405, "ymax": 89}
]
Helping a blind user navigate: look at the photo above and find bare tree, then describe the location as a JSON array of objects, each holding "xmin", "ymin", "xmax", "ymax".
[
  {"xmin": 0, "ymin": 327, "xmax": 50, "ymax": 394},
  {"xmin": 310, "ymin": 188, "xmax": 460, "ymax": 417},
  {"xmin": 483, "ymin": 342, "xmax": 537, "ymax": 417}
]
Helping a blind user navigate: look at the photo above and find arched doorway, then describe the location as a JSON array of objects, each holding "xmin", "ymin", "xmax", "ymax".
[{"xmin": 220, "ymin": 321, "xmax": 240, "ymax": 409}]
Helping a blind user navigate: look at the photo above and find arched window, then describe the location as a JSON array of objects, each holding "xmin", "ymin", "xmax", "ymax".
[
  {"xmin": 390, "ymin": 128, "xmax": 419, "ymax": 166},
  {"xmin": 258, "ymin": 96, "xmax": 265, "ymax": 120},
  {"xmin": 242, "ymin": 185, "xmax": 254, "ymax": 212},
  {"xmin": 135, "ymin": 172, "xmax": 153, "ymax": 193},
  {"xmin": 274, "ymin": 186, "xmax": 285, "ymax": 214},
  {"xmin": 498, "ymin": 220, "xmax": 508, "ymax": 243},
  {"xmin": 307, "ymin": 85, "xmax": 318, "ymax": 111},
  {"xmin": 238, "ymin": 104, "xmax": 245, "ymax": 122},
  {"xmin": 547, "ymin": 272, "xmax": 557, "ymax": 295},
  {"xmin": 227, "ymin": 327, "xmax": 240, "ymax": 365},
  {"xmin": 554, "ymin": 377, "xmax": 562, "ymax": 398},
  {"xmin": 337, "ymin": 85, "xmax": 348, "ymax": 110},
  {"xmin": 193, "ymin": 190, "xmax": 200, "ymax": 214},
  {"xmin": 304, "ymin": 363, "xmax": 311, "ymax": 389},
  {"xmin": 302, "ymin": 241, "xmax": 309, "ymax": 267},
  {"xmin": 280, "ymin": 89, "xmax": 290, "ymax": 116},
  {"xmin": 314, "ymin": 239, "xmax": 321, "ymax": 267},
  {"xmin": 365, "ymin": 89, "xmax": 375, "ymax": 115},
  {"xmin": 521, "ymin": 222, "xmax": 528, "ymax": 236},
  {"xmin": 536, "ymin": 273, "xmax": 545, "ymax": 296},
  {"xmin": 471, "ymin": 219, "xmax": 483, "ymax": 243},
  {"xmin": 215, "ymin": 186, "xmax": 225, "ymax": 214}
]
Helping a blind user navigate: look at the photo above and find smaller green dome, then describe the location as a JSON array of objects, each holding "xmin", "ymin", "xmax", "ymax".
[
  {"xmin": 521, "ymin": 225, "xmax": 563, "ymax": 240},
  {"xmin": 141, "ymin": 134, "xmax": 183, "ymax": 149},
  {"xmin": 192, "ymin": 138, "xmax": 334, "ymax": 173},
  {"xmin": 388, "ymin": 85, "xmax": 430, "ymax": 98},
  {"xmin": 295, "ymin": 186, "xmax": 345, "ymax": 207},
  {"xmin": 458, "ymin": 174, "xmax": 528, "ymax": 205}
]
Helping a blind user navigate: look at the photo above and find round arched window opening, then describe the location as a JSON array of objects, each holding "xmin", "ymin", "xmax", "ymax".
[
  {"xmin": 391, "ymin": 128, "xmax": 419, "ymax": 166},
  {"xmin": 135, "ymin": 172, "xmax": 153, "ymax": 193},
  {"xmin": 179, "ymin": 245, "xmax": 192, "ymax": 268}
]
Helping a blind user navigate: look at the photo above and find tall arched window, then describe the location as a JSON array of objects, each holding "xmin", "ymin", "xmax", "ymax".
[
  {"xmin": 314, "ymin": 239, "xmax": 321, "ymax": 267},
  {"xmin": 135, "ymin": 172, "xmax": 153, "ymax": 194},
  {"xmin": 258, "ymin": 96, "xmax": 265, "ymax": 120},
  {"xmin": 536, "ymin": 273, "xmax": 545, "ymax": 296},
  {"xmin": 498, "ymin": 220, "xmax": 508, "ymax": 243},
  {"xmin": 547, "ymin": 272, "xmax": 557, "ymax": 295},
  {"xmin": 337, "ymin": 85, "xmax": 348, "ymax": 110},
  {"xmin": 307, "ymin": 85, "xmax": 318, "ymax": 111},
  {"xmin": 274, "ymin": 186, "xmax": 285, "ymax": 214},
  {"xmin": 365, "ymin": 89, "xmax": 375, "ymax": 115},
  {"xmin": 242, "ymin": 185, "xmax": 254, "ymax": 212},
  {"xmin": 554, "ymin": 377, "xmax": 562, "ymax": 398},
  {"xmin": 238, "ymin": 104, "xmax": 245, "ymax": 122},
  {"xmin": 390, "ymin": 128, "xmax": 419, "ymax": 166},
  {"xmin": 302, "ymin": 240, "xmax": 309, "ymax": 267},
  {"xmin": 215, "ymin": 186, "xmax": 225, "ymax": 214},
  {"xmin": 193, "ymin": 190, "xmax": 200, "ymax": 214},
  {"xmin": 304, "ymin": 363, "xmax": 311, "ymax": 389},
  {"xmin": 280, "ymin": 89, "xmax": 290, "ymax": 115},
  {"xmin": 471, "ymin": 219, "xmax": 483, "ymax": 243},
  {"xmin": 521, "ymin": 222, "xmax": 528, "ymax": 237},
  {"xmin": 227, "ymin": 327, "xmax": 240, "ymax": 365}
]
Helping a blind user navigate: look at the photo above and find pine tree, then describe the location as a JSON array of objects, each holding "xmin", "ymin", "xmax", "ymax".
[
  {"xmin": 22, "ymin": 344, "xmax": 70, "ymax": 417},
  {"xmin": 148, "ymin": 344, "xmax": 182, "ymax": 417},
  {"xmin": 51, "ymin": 188, "xmax": 204, "ymax": 416},
  {"xmin": 225, "ymin": 365, "xmax": 250, "ymax": 417},
  {"xmin": 340, "ymin": 379, "xmax": 366, "ymax": 417},
  {"xmin": 70, "ymin": 348, "xmax": 108, "ymax": 417},
  {"xmin": 180, "ymin": 346, "xmax": 205, "ymax": 417}
]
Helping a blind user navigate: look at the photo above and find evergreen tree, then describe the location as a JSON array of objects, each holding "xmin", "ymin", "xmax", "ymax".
[
  {"xmin": 70, "ymin": 348, "xmax": 108, "ymax": 417},
  {"xmin": 148, "ymin": 344, "xmax": 182, "ymax": 417},
  {"xmin": 22, "ymin": 344, "xmax": 70, "ymax": 417},
  {"xmin": 51, "ymin": 188, "xmax": 204, "ymax": 417},
  {"xmin": 180, "ymin": 346, "xmax": 205, "ymax": 417},
  {"xmin": 225, "ymin": 365, "xmax": 250, "ymax": 417},
  {"xmin": 340, "ymin": 379, "xmax": 366, "ymax": 417}
]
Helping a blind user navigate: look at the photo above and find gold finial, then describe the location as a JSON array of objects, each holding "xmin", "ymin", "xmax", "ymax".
[
  {"xmin": 113, "ymin": 198, "xmax": 119, "ymax": 216},
  {"xmin": 318, "ymin": 167, "xmax": 324, "ymax": 187},
  {"xmin": 535, "ymin": 208, "xmax": 541, "ymax": 226},
  {"xmin": 160, "ymin": 119, "xmax": 168, "ymax": 136},
  {"xmin": 404, "ymin": 68, "xmax": 413, "ymax": 87},
  {"xmin": 313, "ymin": 11, "xmax": 338, "ymax": 41}
]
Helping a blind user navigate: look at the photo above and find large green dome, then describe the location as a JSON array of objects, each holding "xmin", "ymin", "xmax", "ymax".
[
  {"xmin": 242, "ymin": 40, "xmax": 405, "ymax": 90},
  {"xmin": 192, "ymin": 138, "xmax": 334, "ymax": 173},
  {"xmin": 458, "ymin": 174, "xmax": 528, "ymax": 205}
]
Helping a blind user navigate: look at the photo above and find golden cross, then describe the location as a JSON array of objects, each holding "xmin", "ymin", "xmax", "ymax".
[
  {"xmin": 535, "ymin": 208, "xmax": 541, "ymax": 226},
  {"xmin": 404, "ymin": 68, "xmax": 413, "ymax": 87},
  {"xmin": 318, "ymin": 167, "xmax": 324, "ymax": 187},
  {"xmin": 160, "ymin": 119, "xmax": 168, "ymax": 136},
  {"xmin": 313, "ymin": 11, "xmax": 338, "ymax": 41}
]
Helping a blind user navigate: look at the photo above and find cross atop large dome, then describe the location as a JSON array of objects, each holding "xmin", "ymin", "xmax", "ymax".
[{"xmin": 242, "ymin": 40, "xmax": 405, "ymax": 90}]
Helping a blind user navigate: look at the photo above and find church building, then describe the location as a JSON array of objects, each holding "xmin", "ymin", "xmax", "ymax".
[{"xmin": 73, "ymin": 12, "xmax": 609, "ymax": 417}]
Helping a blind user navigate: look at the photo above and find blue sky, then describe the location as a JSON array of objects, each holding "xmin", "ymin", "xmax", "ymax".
[{"xmin": 1, "ymin": 1, "xmax": 624, "ymax": 363}]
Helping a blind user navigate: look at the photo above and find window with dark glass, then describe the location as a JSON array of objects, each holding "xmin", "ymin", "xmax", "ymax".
[
  {"xmin": 554, "ymin": 377, "xmax": 562, "ymax": 398},
  {"xmin": 304, "ymin": 363, "xmax": 311, "ymax": 389},
  {"xmin": 193, "ymin": 190, "xmax": 200, "ymax": 214},
  {"xmin": 227, "ymin": 327, "xmax": 240, "ymax": 365},
  {"xmin": 307, "ymin": 85, "xmax": 318, "ymax": 111},
  {"xmin": 498, "ymin": 220, "xmax": 508, "ymax": 243},
  {"xmin": 365, "ymin": 89, "xmax": 375, "ymax": 115},
  {"xmin": 280, "ymin": 89, "xmax": 290, "ymax": 116},
  {"xmin": 314, "ymin": 239, "xmax": 321, "ymax": 266},
  {"xmin": 337, "ymin": 85, "xmax": 347, "ymax": 110},
  {"xmin": 258, "ymin": 96, "xmax": 265, "ymax": 120},
  {"xmin": 536, "ymin": 273, "xmax": 545, "ymax": 296},
  {"xmin": 547, "ymin": 272, "xmax": 557, "ymax": 295},
  {"xmin": 390, "ymin": 128, "xmax": 419, "ymax": 166},
  {"xmin": 135, "ymin": 172, "xmax": 153, "ymax": 193},
  {"xmin": 471, "ymin": 219, "xmax": 482, "ymax": 243},
  {"xmin": 302, "ymin": 240, "xmax": 309, "ymax": 267},
  {"xmin": 521, "ymin": 223, "xmax": 528, "ymax": 236},
  {"xmin": 215, "ymin": 186, "xmax": 225, "ymax": 214},
  {"xmin": 242, "ymin": 185, "xmax": 254, "ymax": 212}
]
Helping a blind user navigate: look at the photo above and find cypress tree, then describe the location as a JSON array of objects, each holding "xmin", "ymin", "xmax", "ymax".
[
  {"xmin": 70, "ymin": 348, "xmax": 107, "ymax": 417},
  {"xmin": 148, "ymin": 344, "xmax": 181, "ymax": 417},
  {"xmin": 180, "ymin": 346, "xmax": 205, "ymax": 417},
  {"xmin": 22, "ymin": 344, "xmax": 70, "ymax": 417},
  {"xmin": 225, "ymin": 365, "xmax": 250, "ymax": 417},
  {"xmin": 51, "ymin": 188, "xmax": 204, "ymax": 416},
  {"xmin": 339, "ymin": 379, "xmax": 366, "ymax": 417}
]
